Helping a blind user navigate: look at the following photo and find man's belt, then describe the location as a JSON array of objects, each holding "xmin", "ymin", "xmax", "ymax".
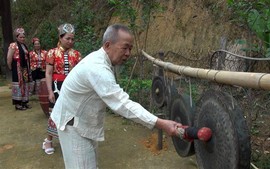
[{"xmin": 67, "ymin": 118, "xmax": 74, "ymax": 126}]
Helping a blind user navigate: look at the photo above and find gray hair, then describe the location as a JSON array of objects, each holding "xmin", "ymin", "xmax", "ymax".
[{"xmin": 102, "ymin": 24, "xmax": 132, "ymax": 44}]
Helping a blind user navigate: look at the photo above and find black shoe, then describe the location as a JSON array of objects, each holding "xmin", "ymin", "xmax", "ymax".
[
  {"xmin": 15, "ymin": 105, "xmax": 27, "ymax": 111},
  {"xmin": 23, "ymin": 104, "xmax": 32, "ymax": 109}
]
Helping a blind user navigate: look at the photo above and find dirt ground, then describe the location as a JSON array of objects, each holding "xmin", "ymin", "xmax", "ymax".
[{"xmin": 0, "ymin": 86, "xmax": 198, "ymax": 169}]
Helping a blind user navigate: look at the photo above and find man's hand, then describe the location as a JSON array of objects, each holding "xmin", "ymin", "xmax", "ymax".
[{"xmin": 155, "ymin": 118, "xmax": 182, "ymax": 137}]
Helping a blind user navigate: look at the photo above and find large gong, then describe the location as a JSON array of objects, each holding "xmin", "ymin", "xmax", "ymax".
[
  {"xmin": 151, "ymin": 76, "xmax": 166, "ymax": 108},
  {"xmin": 165, "ymin": 83, "xmax": 179, "ymax": 118},
  {"xmin": 170, "ymin": 94, "xmax": 196, "ymax": 157},
  {"xmin": 194, "ymin": 89, "xmax": 251, "ymax": 169}
]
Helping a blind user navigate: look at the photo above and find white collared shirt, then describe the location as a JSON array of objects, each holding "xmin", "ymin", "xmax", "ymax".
[{"xmin": 51, "ymin": 47, "xmax": 158, "ymax": 141}]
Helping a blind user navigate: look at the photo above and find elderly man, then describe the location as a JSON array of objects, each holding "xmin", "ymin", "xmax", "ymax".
[{"xmin": 51, "ymin": 24, "xmax": 182, "ymax": 169}]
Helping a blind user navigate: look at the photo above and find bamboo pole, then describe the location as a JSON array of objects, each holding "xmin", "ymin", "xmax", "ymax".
[
  {"xmin": 142, "ymin": 50, "xmax": 270, "ymax": 90},
  {"xmin": 250, "ymin": 163, "xmax": 259, "ymax": 169}
]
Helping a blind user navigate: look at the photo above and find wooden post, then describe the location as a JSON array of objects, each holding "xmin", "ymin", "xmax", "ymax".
[
  {"xmin": 157, "ymin": 127, "xmax": 163, "ymax": 150},
  {"xmin": 156, "ymin": 51, "xmax": 165, "ymax": 150}
]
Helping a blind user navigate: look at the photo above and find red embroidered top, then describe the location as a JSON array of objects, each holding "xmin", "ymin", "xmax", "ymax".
[
  {"xmin": 9, "ymin": 42, "xmax": 29, "ymax": 61},
  {"xmin": 46, "ymin": 46, "xmax": 81, "ymax": 75},
  {"xmin": 29, "ymin": 50, "xmax": 47, "ymax": 71}
]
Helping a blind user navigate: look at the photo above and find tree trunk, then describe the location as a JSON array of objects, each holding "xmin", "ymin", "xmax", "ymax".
[{"xmin": 0, "ymin": 0, "xmax": 13, "ymax": 79}]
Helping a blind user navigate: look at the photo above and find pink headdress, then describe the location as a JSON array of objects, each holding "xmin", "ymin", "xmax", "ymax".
[
  {"xmin": 32, "ymin": 37, "xmax": 40, "ymax": 44},
  {"xmin": 14, "ymin": 27, "xmax": 25, "ymax": 37}
]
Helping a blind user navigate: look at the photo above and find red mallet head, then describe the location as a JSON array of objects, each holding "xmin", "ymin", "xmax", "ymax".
[{"xmin": 197, "ymin": 127, "xmax": 212, "ymax": 141}]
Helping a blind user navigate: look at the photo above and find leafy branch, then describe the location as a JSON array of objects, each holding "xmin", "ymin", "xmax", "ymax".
[
  {"xmin": 227, "ymin": 0, "xmax": 270, "ymax": 57},
  {"xmin": 107, "ymin": 0, "xmax": 164, "ymax": 94}
]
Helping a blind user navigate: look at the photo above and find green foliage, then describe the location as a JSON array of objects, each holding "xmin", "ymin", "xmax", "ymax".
[
  {"xmin": 71, "ymin": 0, "xmax": 102, "ymax": 56},
  {"xmin": 252, "ymin": 153, "xmax": 270, "ymax": 169},
  {"xmin": 118, "ymin": 77, "xmax": 152, "ymax": 100},
  {"xmin": 107, "ymin": 0, "xmax": 164, "ymax": 38},
  {"xmin": 189, "ymin": 84, "xmax": 200, "ymax": 101},
  {"xmin": 250, "ymin": 125, "xmax": 260, "ymax": 135},
  {"xmin": 139, "ymin": 0, "xmax": 164, "ymax": 29},
  {"xmin": 174, "ymin": 79, "xmax": 200, "ymax": 102},
  {"xmin": 107, "ymin": 0, "xmax": 164, "ymax": 103},
  {"xmin": 10, "ymin": 0, "xmax": 101, "ymax": 56},
  {"xmin": 234, "ymin": 39, "xmax": 261, "ymax": 52},
  {"xmin": 201, "ymin": 1, "xmax": 226, "ymax": 20},
  {"xmin": 227, "ymin": 0, "xmax": 270, "ymax": 57},
  {"xmin": 115, "ymin": 58, "xmax": 153, "ymax": 108},
  {"xmin": 0, "ymin": 77, "xmax": 8, "ymax": 87},
  {"xmin": 248, "ymin": 8, "xmax": 270, "ymax": 50},
  {"xmin": 34, "ymin": 21, "xmax": 58, "ymax": 50},
  {"xmin": 74, "ymin": 26, "xmax": 101, "ymax": 57},
  {"xmin": 11, "ymin": 0, "xmax": 57, "ymax": 32},
  {"xmin": 108, "ymin": 0, "xmax": 137, "ymax": 29},
  {"xmin": 117, "ymin": 58, "xmax": 137, "ymax": 77}
]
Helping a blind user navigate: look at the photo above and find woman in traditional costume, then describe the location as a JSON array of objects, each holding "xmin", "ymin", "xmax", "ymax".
[
  {"xmin": 42, "ymin": 23, "xmax": 81, "ymax": 154},
  {"xmin": 29, "ymin": 37, "xmax": 47, "ymax": 94},
  {"xmin": 7, "ymin": 27, "xmax": 32, "ymax": 110}
]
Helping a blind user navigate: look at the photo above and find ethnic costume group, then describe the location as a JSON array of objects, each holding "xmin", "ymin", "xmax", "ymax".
[
  {"xmin": 8, "ymin": 29, "xmax": 47, "ymax": 110},
  {"xmin": 7, "ymin": 24, "xmax": 81, "ymax": 155}
]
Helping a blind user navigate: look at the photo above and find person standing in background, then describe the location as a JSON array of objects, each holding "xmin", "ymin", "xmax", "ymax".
[
  {"xmin": 29, "ymin": 37, "xmax": 47, "ymax": 95},
  {"xmin": 7, "ymin": 27, "xmax": 32, "ymax": 110},
  {"xmin": 42, "ymin": 23, "xmax": 81, "ymax": 155}
]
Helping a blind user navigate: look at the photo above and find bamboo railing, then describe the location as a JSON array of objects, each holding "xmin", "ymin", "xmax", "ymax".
[{"xmin": 141, "ymin": 50, "xmax": 270, "ymax": 90}]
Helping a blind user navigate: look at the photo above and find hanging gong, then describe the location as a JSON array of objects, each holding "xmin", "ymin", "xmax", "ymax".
[
  {"xmin": 170, "ymin": 94, "xmax": 196, "ymax": 157},
  {"xmin": 194, "ymin": 89, "xmax": 251, "ymax": 169},
  {"xmin": 165, "ymin": 83, "xmax": 179, "ymax": 118},
  {"xmin": 211, "ymin": 90, "xmax": 251, "ymax": 169},
  {"xmin": 151, "ymin": 76, "xmax": 166, "ymax": 108}
]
